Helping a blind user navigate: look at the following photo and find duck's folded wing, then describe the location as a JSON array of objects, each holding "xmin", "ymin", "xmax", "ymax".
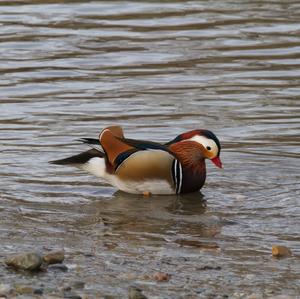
[
  {"xmin": 114, "ymin": 148, "xmax": 175, "ymax": 186},
  {"xmin": 99, "ymin": 126, "xmax": 175, "ymax": 170}
]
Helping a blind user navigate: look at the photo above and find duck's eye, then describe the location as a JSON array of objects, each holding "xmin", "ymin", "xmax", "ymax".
[{"xmin": 206, "ymin": 146, "xmax": 211, "ymax": 151}]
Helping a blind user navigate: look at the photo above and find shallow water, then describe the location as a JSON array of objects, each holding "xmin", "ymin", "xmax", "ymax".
[{"xmin": 0, "ymin": 0, "xmax": 299, "ymax": 298}]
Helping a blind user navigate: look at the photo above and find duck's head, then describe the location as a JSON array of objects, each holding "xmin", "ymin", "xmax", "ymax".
[{"xmin": 167, "ymin": 129, "xmax": 223, "ymax": 168}]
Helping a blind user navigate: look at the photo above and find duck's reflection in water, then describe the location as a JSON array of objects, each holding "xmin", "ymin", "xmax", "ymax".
[{"xmin": 84, "ymin": 191, "xmax": 221, "ymax": 247}]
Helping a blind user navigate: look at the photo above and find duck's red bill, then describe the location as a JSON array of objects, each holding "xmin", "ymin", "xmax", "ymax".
[{"xmin": 211, "ymin": 156, "xmax": 223, "ymax": 169}]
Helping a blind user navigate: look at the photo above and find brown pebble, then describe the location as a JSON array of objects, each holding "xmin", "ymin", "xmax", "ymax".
[
  {"xmin": 152, "ymin": 272, "xmax": 171, "ymax": 282},
  {"xmin": 43, "ymin": 250, "xmax": 65, "ymax": 265},
  {"xmin": 272, "ymin": 245, "xmax": 292, "ymax": 257}
]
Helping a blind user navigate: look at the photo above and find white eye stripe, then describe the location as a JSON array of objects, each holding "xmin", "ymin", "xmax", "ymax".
[{"xmin": 188, "ymin": 135, "xmax": 218, "ymax": 157}]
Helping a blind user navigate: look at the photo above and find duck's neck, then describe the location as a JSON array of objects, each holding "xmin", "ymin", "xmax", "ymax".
[{"xmin": 169, "ymin": 141, "xmax": 206, "ymax": 193}]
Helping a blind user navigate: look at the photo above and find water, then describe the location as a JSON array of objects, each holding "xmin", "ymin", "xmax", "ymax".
[{"xmin": 0, "ymin": 1, "xmax": 299, "ymax": 298}]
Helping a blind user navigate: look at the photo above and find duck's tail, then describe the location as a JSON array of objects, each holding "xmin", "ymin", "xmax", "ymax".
[{"xmin": 50, "ymin": 148, "xmax": 106, "ymax": 178}]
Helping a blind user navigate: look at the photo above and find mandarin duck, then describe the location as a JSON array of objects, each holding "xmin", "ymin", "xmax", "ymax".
[{"xmin": 51, "ymin": 126, "xmax": 222, "ymax": 195}]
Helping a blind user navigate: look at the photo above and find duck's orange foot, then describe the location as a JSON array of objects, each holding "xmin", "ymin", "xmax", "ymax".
[{"xmin": 143, "ymin": 191, "xmax": 152, "ymax": 197}]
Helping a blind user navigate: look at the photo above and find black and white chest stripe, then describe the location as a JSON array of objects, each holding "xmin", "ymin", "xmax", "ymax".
[{"xmin": 172, "ymin": 159, "xmax": 183, "ymax": 194}]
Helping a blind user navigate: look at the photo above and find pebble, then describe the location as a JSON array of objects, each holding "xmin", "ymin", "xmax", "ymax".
[
  {"xmin": 33, "ymin": 288, "xmax": 44, "ymax": 295},
  {"xmin": 246, "ymin": 293, "xmax": 264, "ymax": 299},
  {"xmin": 5, "ymin": 252, "xmax": 43, "ymax": 271},
  {"xmin": 268, "ymin": 296, "xmax": 297, "ymax": 299},
  {"xmin": 43, "ymin": 250, "xmax": 65, "ymax": 265},
  {"xmin": 72, "ymin": 281, "xmax": 85, "ymax": 290},
  {"xmin": 175, "ymin": 239, "xmax": 219, "ymax": 250},
  {"xmin": 15, "ymin": 285, "xmax": 34, "ymax": 295},
  {"xmin": 198, "ymin": 265, "xmax": 222, "ymax": 271},
  {"xmin": 48, "ymin": 264, "xmax": 68, "ymax": 272},
  {"xmin": 0, "ymin": 283, "xmax": 12, "ymax": 297},
  {"xmin": 152, "ymin": 272, "xmax": 171, "ymax": 282},
  {"xmin": 64, "ymin": 294, "xmax": 82, "ymax": 299},
  {"xmin": 128, "ymin": 286, "xmax": 148, "ymax": 299},
  {"xmin": 272, "ymin": 245, "xmax": 292, "ymax": 257}
]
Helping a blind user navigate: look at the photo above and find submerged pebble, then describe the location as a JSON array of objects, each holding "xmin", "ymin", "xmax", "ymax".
[
  {"xmin": 5, "ymin": 252, "xmax": 42, "ymax": 271},
  {"xmin": 272, "ymin": 245, "xmax": 292, "ymax": 257},
  {"xmin": 33, "ymin": 288, "xmax": 44, "ymax": 295},
  {"xmin": 175, "ymin": 239, "xmax": 219, "ymax": 250},
  {"xmin": 152, "ymin": 272, "xmax": 171, "ymax": 282},
  {"xmin": 72, "ymin": 281, "xmax": 85, "ymax": 290},
  {"xmin": 63, "ymin": 293, "xmax": 82, "ymax": 299},
  {"xmin": 43, "ymin": 250, "xmax": 65, "ymax": 265},
  {"xmin": 15, "ymin": 285, "xmax": 34, "ymax": 295},
  {"xmin": 128, "ymin": 286, "xmax": 148, "ymax": 299},
  {"xmin": 0, "ymin": 283, "xmax": 13, "ymax": 297},
  {"xmin": 48, "ymin": 264, "xmax": 68, "ymax": 272}
]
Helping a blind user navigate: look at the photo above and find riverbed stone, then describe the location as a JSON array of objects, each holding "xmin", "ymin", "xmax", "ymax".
[
  {"xmin": 43, "ymin": 250, "xmax": 65, "ymax": 265},
  {"xmin": 272, "ymin": 245, "xmax": 292, "ymax": 257},
  {"xmin": 0, "ymin": 283, "xmax": 13, "ymax": 297},
  {"xmin": 5, "ymin": 252, "xmax": 43, "ymax": 271},
  {"xmin": 48, "ymin": 264, "xmax": 68, "ymax": 272},
  {"xmin": 246, "ymin": 293, "xmax": 264, "ymax": 299},
  {"xmin": 33, "ymin": 288, "xmax": 44, "ymax": 295},
  {"xmin": 152, "ymin": 272, "xmax": 171, "ymax": 282},
  {"xmin": 63, "ymin": 293, "xmax": 82, "ymax": 299},
  {"xmin": 72, "ymin": 281, "xmax": 85, "ymax": 289},
  {"xmin": 15, "ymin": 285, "xmax": 34, "ymax": 295},
  {"xmin": 128, "ymin": 286, "xmax": 148, "ymax": 299}
]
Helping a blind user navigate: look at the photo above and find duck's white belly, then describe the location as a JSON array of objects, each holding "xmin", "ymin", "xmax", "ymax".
[{"xmin": 105, "ymin": 174, "xmax": 175, "ymax": 195}]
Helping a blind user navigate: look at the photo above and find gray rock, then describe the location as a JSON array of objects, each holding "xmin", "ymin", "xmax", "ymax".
[
  {"xmin": 43, "ymin": 250, "xmax": 65, "ymax": 265},
  {"xmin": 268, "ymin": 296, "xmax": 297, "ymax": 299},
  {"xmin": 5, "ymin": 252, "xmax": 42, "ymax": 271},
  {"xmin": 64, "ymin": 294, "xmax": 82, "ymax": 299},
  {"xmin": 33, "ymin": 288, "xmax": 44, "ymax": 295},
  {"xmin": 48, "ymin": 264, "xmax": 68, "ymax": 272},
  {"xmin": 0, "ymin": 283, "xmax": 13, "ymax": 297},
  {"xmin": 72, "ymin": 281, "xmax": 85, "ymax": 290},
  {"xmin": 128, "ymin": 286, "xmax": 148, "ymax": 299}
]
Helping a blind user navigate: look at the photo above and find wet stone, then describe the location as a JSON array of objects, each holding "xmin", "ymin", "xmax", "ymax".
[
  {"xmin": 33, "ymin": 288, "xmax": 43, "ymax": 295},
  {"xmin": 43, "ymin": 250, "xmax": 65, "ymax": 265},
  {"xmin": 5, "ymin": 252, "xmax": 42, "ymax": 271},
  {"xmin": 62, "ymin": 286, "xmax": 72, "ymax": 292},
  {"xmin": 48, "ymin": 264, "xmax": 68, "ymax": 272},
  {"xmin": 272, "ymin": 245, "xmax": 292, "ymax": 257},
  {"xmin": 246, "ymin": 293, "xmax": 264, "ymax": 299},
  {"xmin": 15, "ymin": 285, "xmax": 34, "ymax": 295},
  {"xmin": 198, "ymin": 265, "xmax": 222, "ymax": 271},
  {"xmin": 152, "ymin": 272, "xmax": 171, "ymax": 282},
  {"xmin": 128, "ymin": 286, "xmax": 148, "ymax": 299},
  {"xmin": 0, "ymin": 283, "xmax": 12, "ymax": 296},
  {"xmin": 175, "ymin": 239, "xmax": 219, "ymax": 250},
  {"xmin": 72, "ymin": 281, "xmax": 85, "ymax": 290},
  {"xmin": 64, "ymin": 293, "xmax": 82, "ymax": 299}
]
